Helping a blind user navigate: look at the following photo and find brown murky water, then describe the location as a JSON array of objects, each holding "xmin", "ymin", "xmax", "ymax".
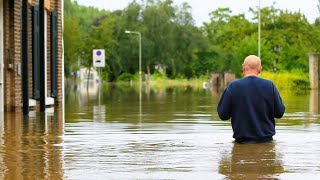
[{"xmin": 1, "ymin": 82, "xmax": 320, "ymax": 179}]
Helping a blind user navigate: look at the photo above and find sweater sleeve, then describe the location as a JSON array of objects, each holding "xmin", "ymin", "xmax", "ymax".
[
  {"xmin": 217, "ymin": 88, "xmax": 232, "ymax": 120},
  {"xmin": 273, "ymin": 83, "xmax": 285, "ymax": 118}
]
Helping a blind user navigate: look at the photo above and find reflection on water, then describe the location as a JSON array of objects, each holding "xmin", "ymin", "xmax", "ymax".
[
  {"xmin": 0, "ymin": 113, "xmax": 4, "ymax": 180},
  {"xmin": 219, "ymin": 142, "xmax": 284, "ymax": 179},
  {"xmin": 1, "ymin": 82, "xmax": 320, "ymax": 179},
  {"xmin": 310, "ymin": 90, "xmax": 319, "ymax": 114},
  {"xmin": 0, "ymin": 110, "xmax": 64, "ymax": 179}
]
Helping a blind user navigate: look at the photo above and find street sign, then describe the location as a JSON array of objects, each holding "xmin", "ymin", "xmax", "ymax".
[{"xmin": 93, "ymin": 49, "xmax": 105, "ymax": 67}]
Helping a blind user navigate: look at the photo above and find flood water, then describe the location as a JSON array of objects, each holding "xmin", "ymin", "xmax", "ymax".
[{"xmin": 1, "ymin": 81, "xmax": 320, "ymax": 179}]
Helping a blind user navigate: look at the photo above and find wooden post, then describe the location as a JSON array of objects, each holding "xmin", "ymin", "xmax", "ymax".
[
  {"xmin": 309, "ymin": 54, "xmax": 319, "ymax": 90},
  {"xmin": 310, "ymin": 90, "xmax": 319, "ymax": 114},
  {"xmin": 224, "ymin": 72, "xmax": 235, "ymax": 88},
  {"xmin": 211, "ymin": 73, "xmax": 220, "ymax": 87},
  {"xmin": 211, "ymin": 73, "xmax": 220, "ymax": 96}
]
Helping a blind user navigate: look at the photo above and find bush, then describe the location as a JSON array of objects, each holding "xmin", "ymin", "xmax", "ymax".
[
  {"xmin": 150, "ymin": 71, "xmax": 167, "ymax": 81},
  {"xmin": 260, "ymin": 71, "xmax": 309, "ymax": 92},
  {"xmin": 183, "ymin": 66, "xmax": 194, "ymax": 79},
  {"xmin": 117, "ymin": 72, "xmax": 136, "ymax": 82}
]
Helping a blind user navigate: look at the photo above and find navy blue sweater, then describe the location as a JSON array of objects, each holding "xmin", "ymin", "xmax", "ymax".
[{"xmin": 217, "ymin": 76, "xmax": 285, "ymax": 143}]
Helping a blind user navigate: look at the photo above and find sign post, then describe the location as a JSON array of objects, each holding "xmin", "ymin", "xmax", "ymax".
[
  {"xmin": 93, "ymin": 49, "xmax": 105, "ymax": 114},
  {"xmin": 93, "ymin": 49, "xmax": 105, "ymax": 68},
  {"xmin": 92, "ymin": 49, "xmax": 105, "ymax": 84}
]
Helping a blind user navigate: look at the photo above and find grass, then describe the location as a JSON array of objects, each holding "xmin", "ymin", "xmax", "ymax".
[
  {"xmin": 148, "ymin": 78, "xmax": 208, "ymax": 89},
  {"xmin": 101, "ymin": 70, "xmax": 311, "ymax": 94},
  {"xmin": 148, "ymin": 72, "xmax": 209, "ymax": 89}
]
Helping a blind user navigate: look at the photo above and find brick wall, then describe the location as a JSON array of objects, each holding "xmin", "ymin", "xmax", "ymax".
[
  {"xmin": 28, "ymin": 2, "xmax": 33, "ymax": 100},
  {"xmin": 4, "ymin": 0, "xmax": 22, "ymax": 111},
  {"xmin": 52, "ymin": 0, "xmax": 63, "ymax": 106},
  {"xmin": 3, "ymin": 0, "xmax": 63, "ymax": 111}
]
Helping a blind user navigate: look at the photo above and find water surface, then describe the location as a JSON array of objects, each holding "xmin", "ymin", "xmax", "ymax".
[{"xmin": 0, "ymin": 82, "xmax": 320, "ymax": 179}]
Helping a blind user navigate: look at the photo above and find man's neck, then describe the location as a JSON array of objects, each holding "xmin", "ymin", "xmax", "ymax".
[{"xmin": 244, "ymin": 72, "xmax": 259, "ymax": 77}]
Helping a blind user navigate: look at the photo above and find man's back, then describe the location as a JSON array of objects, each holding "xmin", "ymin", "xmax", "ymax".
[{"xmin": 217, "ymin": 76, "xmax": 285, "ymax": 143}]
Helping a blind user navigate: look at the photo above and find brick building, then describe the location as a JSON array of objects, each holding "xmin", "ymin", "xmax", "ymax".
[{"xmin": 0, "ymin": 0, "xmax": 63, "ymax": 114}]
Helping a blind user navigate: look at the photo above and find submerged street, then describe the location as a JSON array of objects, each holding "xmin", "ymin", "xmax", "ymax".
[{"xmin": 0, "ymin": 83, "xmax": 320, "ymax": 179}]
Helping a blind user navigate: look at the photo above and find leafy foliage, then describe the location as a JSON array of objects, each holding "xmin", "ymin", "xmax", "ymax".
[
  {"xmin": 64, "ymin": 0, "xmax": 320, "ymax": 81},
  {"xmin": 117, "ymin": 72, "xmax": 137, "ymax": 82},
  {"xmin": 260, "ymin": 71, "xmax": 309, "ymax": 92}
]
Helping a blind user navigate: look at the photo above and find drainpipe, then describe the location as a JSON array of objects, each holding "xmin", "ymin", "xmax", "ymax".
[
  {"xmin": 39, "ymin": 0, "xmax": 45, "ymax": 111},
  {"xmin": 21, "ymin": 0, "xmax": 29, "ymax": 115}
]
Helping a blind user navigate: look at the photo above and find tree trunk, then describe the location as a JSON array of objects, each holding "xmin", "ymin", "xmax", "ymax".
[
  {"xmin": 147, "ymin": 65, "xmax": 151, "ymax": 83},
  {"xmin": 87, "ymin": 67, "xmax": 91, "ymax": 90}
]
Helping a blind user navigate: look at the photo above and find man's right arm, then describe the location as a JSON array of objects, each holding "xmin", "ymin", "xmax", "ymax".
[{"xmin": 217, "ymin": 89, "xmax": 232, "ymax": 120}]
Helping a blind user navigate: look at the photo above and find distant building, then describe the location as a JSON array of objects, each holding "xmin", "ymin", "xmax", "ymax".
[
  {"xmin": 0, "ymin": 0, "xmax": 63, "ymax": 113},
  {"xmin": 79, "ymin": 67, "xmax": 99, "ymax": 82},
  {"xmin": 154, "ymin": 63, "xmax": 166, "ymax": 73}
]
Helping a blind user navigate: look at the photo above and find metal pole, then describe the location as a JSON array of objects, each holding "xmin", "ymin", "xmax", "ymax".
[
  {"xmin": 98, "ymin": 67, "xmax": 101, "ymax": 104},
  {"xmin": 125, "ymin": 30, "xmax": 142, "ymax": 122},
  {"xmin": 258, "ymin": 0, "xmax": 261, "ymax": 58},
  {"xmin": 139, "ymin": 32, "xmax": 141, "ymax": 86},
  {"xmin": 138, "ymin": 32, "xmax": 142, "ymax": 123}
]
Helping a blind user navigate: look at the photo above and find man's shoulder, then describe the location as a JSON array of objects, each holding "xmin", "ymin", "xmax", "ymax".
[
  {"xmin": 230, "ymin": 76, "xmax": 274, "ymax": 87},
  {"xmin": 259, "ymin": 78, "xmax": 276, "ymax": 88},
  {"xmin": 257, "ymin": 77, "xmax": 273, "ymax": 84},
  {"xmin": 245, "ymin": 76, "xmax": 273, "ymax": 83}
]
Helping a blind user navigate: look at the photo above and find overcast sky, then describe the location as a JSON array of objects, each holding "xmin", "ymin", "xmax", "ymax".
[{"xmin": 75, "ymin": 0, "xmax": 319, "ymax": 26}]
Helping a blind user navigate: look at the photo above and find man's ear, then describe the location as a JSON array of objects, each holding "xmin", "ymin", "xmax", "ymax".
[{"xmin": 258, "ymin": 66, "xmax": 262, "ymax": 74}]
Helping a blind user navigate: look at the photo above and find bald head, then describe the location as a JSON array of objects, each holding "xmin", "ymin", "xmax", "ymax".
[{"xmin": 242, "ymin": 55, "xmax": 262, "ymax": 76}]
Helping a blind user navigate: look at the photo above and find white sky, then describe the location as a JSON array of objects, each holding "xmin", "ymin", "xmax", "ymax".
[{"xmin": 75, "ymin": 0, "xmax": 319, "ymax": 26}]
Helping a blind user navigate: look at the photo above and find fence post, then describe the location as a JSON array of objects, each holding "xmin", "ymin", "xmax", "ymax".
[{"xmin": 309, "ymin": 53, "xmax": 319, "ymax": 90}]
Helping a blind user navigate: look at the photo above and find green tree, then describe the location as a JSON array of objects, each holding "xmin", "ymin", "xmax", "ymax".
[
  {"xmin": 141, "ymin": 0, "xmax": 176, "ymax": 76},
  {"xmin": 64, "ymin": 0, "xmax": 81, "ymax": 77},
  {"xmin": 79, "ymin": 14, "xmax": 117, "ymax": 81},
  {"xmin": 203, "ymin": 8, "xmax": 255, "ymax": 75},
  {"xmin": 115, "ymin": 2, "xmax": 143, "ymax": 77},
  {"xmin": 63, "ymin": 0, "xmax": 319, "ymax": 81},
  {"xmin": 254, "ymin": 6, "xmax": 318, "ymax": 72}
]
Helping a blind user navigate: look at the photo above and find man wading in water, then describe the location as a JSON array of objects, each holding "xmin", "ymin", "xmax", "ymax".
[{"xmin": 217, "ymin": 55, "xmax": 285, "ymax": 143}]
